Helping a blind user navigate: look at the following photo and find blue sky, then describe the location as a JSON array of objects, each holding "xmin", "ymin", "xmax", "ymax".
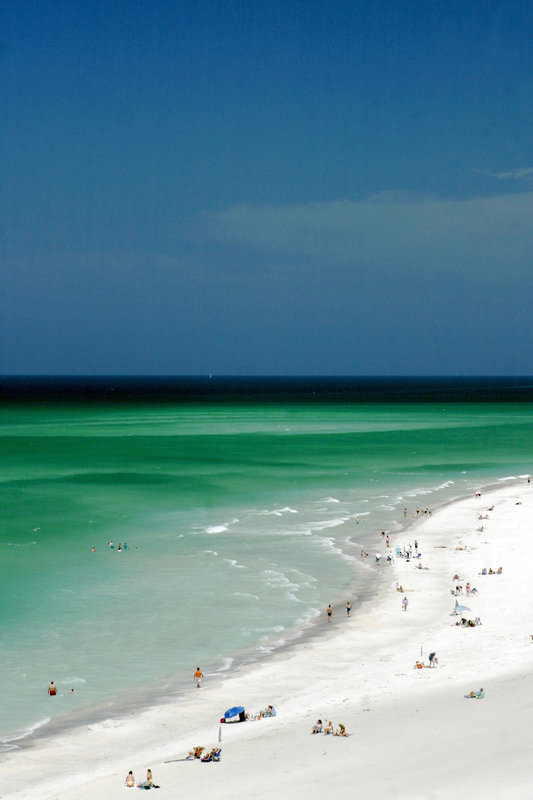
[{"xmin": 2, "ymin": 0, "xmax": 532, "ymax": 375}]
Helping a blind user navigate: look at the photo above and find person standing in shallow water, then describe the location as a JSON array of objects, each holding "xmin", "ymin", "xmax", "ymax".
[
  {"xmin": 346, "ymin": 601, "xmax": 351, "ymax": 617},
  {"xmin": 327, "ymin": 604, "xmax": 333, "ymax": 623}
]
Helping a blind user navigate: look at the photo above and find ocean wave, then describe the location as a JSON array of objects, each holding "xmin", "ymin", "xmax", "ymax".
[
  {"xmin": 233, "ymin": 592, "xmax": 260, "ymax": 600},
  {"xmin": 252, "ymin": 625, "xmax": 285, "ymax": 634},
  {"xmin": 322, "ymin": 496, "xmax": 340, "ymax": 503},
  {"xmin": 261, "ymin": 569, "xmax": 298, "ymax": 590},
  {"xmin": 217, "ymin": 657, "xmax": 234, "ymax": 672},
  {"xmin": 223, "ymin": 558, "xmax": 247, "ymax": 569},
  {"xmin": 404, "ymin": 488, "xmax": 433, "ymax": 498},
  {"xmin": 2, "ymin": 541, "xmax": 37, "ymax": 547},
  {"xmin": 297, "ymin": 607, "xmax": 322, "ymax": 627},
  {"xmin": 307, "ymin": 517, "xmax": 349, "ymax": 532},
  {"xmin": 259, "ymin": 506, "xmax": 299, "ymax": 516},
  {"xmin": 286, "ymin": 591, "xmax": 304, "ymax": 602},
  {"xmin": 317, "ymin": 536, "xmax": 344, "ymax": 557},
  {"xmin": 1, "ymin": 716, "xmax": 51, "ymax": 749},
  {"xmin": 201, "ymin": 549, "xmax": 218, "ymax": 556},
  {"xmin": 257, "ymin": 640, "xmax": 286, "ymax": 654},
  {"xmin": 205, "ymin": 518, "xmax": 239, "ymax": 534}
]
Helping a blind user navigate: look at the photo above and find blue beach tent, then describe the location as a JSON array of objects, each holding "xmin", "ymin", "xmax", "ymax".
[{"xmin": 224, "ymin": 706, "xmax": 245, "ymax": 720}]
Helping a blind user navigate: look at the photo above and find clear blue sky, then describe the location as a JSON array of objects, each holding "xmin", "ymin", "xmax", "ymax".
[{"xmin": 2, "ymin": 0, "xmax": 532, "ymax": 375}]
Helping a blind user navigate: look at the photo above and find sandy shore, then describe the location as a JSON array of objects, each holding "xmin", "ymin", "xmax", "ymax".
[{"xmin": 3, "ymin": 481, "xmax": 533, "ymax": 800}]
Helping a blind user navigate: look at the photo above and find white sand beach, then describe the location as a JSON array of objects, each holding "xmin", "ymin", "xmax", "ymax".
[{"xmin": 3, "ymin": 481, "xmax": 533, "ymax": 800}]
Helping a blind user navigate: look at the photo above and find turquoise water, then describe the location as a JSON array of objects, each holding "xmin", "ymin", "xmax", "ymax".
[{"xmin": 1, "ymin": 399, "xmax": 532, "ymax": 746}]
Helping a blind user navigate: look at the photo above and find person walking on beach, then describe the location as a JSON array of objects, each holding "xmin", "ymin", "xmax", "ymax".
[
  {"xmin": 194, "ymin": 667, "xmax": 204, "ymax": 688},
  {"xmin": 346, "ymin": 601, "xmax": 351, "ymax": 617},
  {"xmin": 327, "ymin": 604, "xmax": 333, "ymax": 623},
  {"xmin": 402, "ymin": 596, "xmax": 408, "ymax": 611}
]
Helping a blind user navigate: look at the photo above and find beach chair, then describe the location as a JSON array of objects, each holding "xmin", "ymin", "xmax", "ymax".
[{"xmin": 201, "ymin": 747, "xmax": 222, "ymax": 762}]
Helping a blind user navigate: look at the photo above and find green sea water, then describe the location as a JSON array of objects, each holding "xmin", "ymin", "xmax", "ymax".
[{"xmin": 1, "ymin": 397, "xmax": 532, "ymax": 746}]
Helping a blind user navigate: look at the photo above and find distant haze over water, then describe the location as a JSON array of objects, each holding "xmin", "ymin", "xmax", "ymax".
[{"xmin": 2, "ymin": 375, "xmax": 533, "ymax": 403}]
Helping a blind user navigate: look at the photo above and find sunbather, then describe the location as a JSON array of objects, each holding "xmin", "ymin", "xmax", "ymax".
[
  {"xmin": 311, "ymin": 719, "xmax": 323, "ymax": 734},
  {"xmin": 201, "ymin": 747, "xmax": 222, "ymax": 762},
  {"xmin": 465, "ymin": 688, "xmax": 485, "ymax": 698},
  {"xmin": 137, "ymin": 769, "xmax": 154, "ymax": 789},
  {"xmin": 324, "ymin": 721, "xmax": 334, "ymax": 734},
  {"xmin": 334, "ymin": 723, "xmax": 347, "ymax": 736},
  {"xmin": 187, "ymin": 746, "xmax": 204, "ymax": 759},
  {"xmin": 125, "ymin": 771, "xmax": 135, "ymax": 787}
]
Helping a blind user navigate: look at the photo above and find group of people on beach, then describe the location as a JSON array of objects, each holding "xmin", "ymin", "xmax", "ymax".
[
  {"xmin": 186, "ymin": 745, "xmax": 222, "ymax": 762},
  {"xmin": 311, "ymin": 720, "xmax": 347, "ymax": 736},
  {"xmin": 326, "ymin": 601, "xmax": 352, "ymax": 622},
  {"xmin": 415, "ymin": 651, "xmax": 438, "ymax": 669},
  {"xmin": 125, "ymin": 768, "xmax": 158, "ymax": 789}
]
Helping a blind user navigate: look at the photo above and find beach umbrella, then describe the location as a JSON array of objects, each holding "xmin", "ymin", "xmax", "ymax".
[
  {"xmin": 452, "ymin": 600, "xmax": 471, "ymax": 615},
  {"xmin": 224, "ymin": 706, "xmax": 245, "ymax": 719}
]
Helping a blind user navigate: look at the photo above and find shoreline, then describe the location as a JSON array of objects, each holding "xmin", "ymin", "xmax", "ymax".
[
  {"xmin": 2, "ymin": 478, "xmax": 533, "ymax": 798},
  {"xmin": 3, "ymin": 472, "xmax": 498, "ymax": 754}
]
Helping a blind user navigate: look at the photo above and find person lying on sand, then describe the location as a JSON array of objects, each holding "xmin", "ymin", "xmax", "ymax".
[{"xmin": 465, "ymin": 688, "xmax": 485, "ymax": 699}]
